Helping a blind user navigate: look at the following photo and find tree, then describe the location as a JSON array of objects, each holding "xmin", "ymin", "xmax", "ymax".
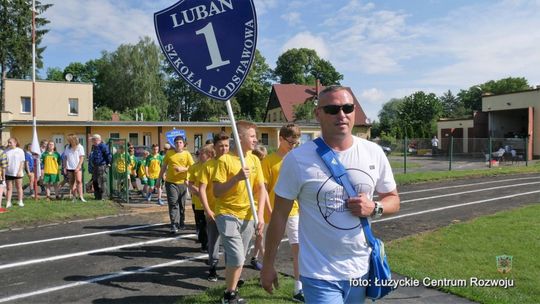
[
  {"xmin": 274, "ymin": 48, "xmax": 343, "ymax": 85},
  {"xmin": 377, "ymin": 98, "xmax": 404, "ymax": 138},
  {"xmin": 0, "ymin": 0, "xmax": 52, "ymax": 107},
  {"xmin": 46, "ymin": 67, "xmax": 64, "ymax": 81},
  {"xmin": 398, "ymin": 91, "xmax": 442, "ymax": 138},
  {"xmin": 458, "ymin": 77, "xmax": 530, "ymax": 112},
  {"xmin": 439, "ymin": 90, "xmax": 469, "ymax": 118},
  {"xmin": 293, "ymin": 99, "xmax": 316, "ymax": 122},
  {"xmin": 93, "ymin": 37, "xmax": 168, "ymax": 117},
  {"xmin": 234, "ymin": 49, "xmax": 273, "ymax": 121}
]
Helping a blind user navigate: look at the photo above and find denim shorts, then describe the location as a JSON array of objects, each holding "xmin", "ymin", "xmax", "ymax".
[{"xmin": 301, "ymin": 274, "xmax": 367, "ymax": 304}]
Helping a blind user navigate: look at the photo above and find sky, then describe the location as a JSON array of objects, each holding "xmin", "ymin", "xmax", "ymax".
[{"xmin": 40, "ymin": 0, "xmax": 540, "ymax": 121}]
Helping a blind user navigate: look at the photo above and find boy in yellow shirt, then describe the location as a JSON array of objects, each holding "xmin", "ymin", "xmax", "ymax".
[
  {"xmin": 157, "ymin": 136, "xmax": 194, "ymax": 234},
  {"xmin": 213, "ymin": 121, "xmax": 266, "ymax": 303}
]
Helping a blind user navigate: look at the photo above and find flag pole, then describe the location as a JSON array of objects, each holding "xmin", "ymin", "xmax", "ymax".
[
  {"xmin": 225, "ymin": 99, "xmax": 259, "ymax": 226},
  {"xmin": 31, "ymin": 0, "xmax": 40, "ymax": 200}
]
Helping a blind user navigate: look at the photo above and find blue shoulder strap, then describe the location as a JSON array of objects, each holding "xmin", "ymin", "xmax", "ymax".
[{"xmin": 313, "ymin": 137, "xmax": 377, "ymax": 247}]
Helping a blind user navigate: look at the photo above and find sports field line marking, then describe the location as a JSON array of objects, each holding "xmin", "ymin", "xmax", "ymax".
[
  {"xmin": 0, "ymin": 238, "xmax": 289, "ymax": 303},
  {"xmin": 0, "ymin": 223, "xmax": 167, "ymax": 249},
  {"xmin": 0, "ymin": 233, "xmax": 196, "ymax": 271},
  {"xmin": 374, "ymin": 190, "xmax": 540, "ymax": 223},
  {"xmin": 397, "ymin": 176, "xmax": 540, "ymax": 195},
  {"xmin": 399, "ymin": 181, "xmax": 540, "ymax": 204}
]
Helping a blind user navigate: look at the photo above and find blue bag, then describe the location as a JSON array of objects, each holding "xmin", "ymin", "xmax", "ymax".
[{"xmin": 314, "ymin": 138, "xmax": 393, "ymax": 300}]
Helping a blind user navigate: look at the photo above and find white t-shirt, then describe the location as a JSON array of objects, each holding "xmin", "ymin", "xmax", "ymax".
[
  {"xmin": 64, "ymin": 144, "xmax": 85, "ymax": 170},
  {"xmin": 275, "ymin": 136, "xmax": 397, "ymax": 281},
  {"xmin": 6, "ymin": 147, "xmax": 26, "ymax": 177}
]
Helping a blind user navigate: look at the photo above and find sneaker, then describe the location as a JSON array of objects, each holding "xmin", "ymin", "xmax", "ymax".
[
  {"xmin": 221, "ymin": 290, "xmax": 246, "ymax": 304},
  {"xmin": 250, "ymin": 257, "xmax": 262, "ymax": 271},
  {"xmin": 200, "ymin": 247, "xmax": 208, "ymax": 253},
  {"xmin": 208, "ymin": 267, "xmax": 218, "ymax": 282},
  {"xmin": 292, "ymin": 290, "xmax": 305, "ymax": 303},
  {"xmin": 18, "ymin": 201, "xmax": 24, "ymax": 207},
  {"xmin": 157, "ymin": 199, "xmax": 164, "ymax": 206},
  {"xmin": 80, "ymin": 197, "xmax": 87, "ymax": 202},
  {"xmin": 6, "ymin": 201, "xmax": 12, "ymax": 208},
  {"xmin": 170, "ymin": 226, "xmax": 179, "ymax": 235},
  {"xmin": 146, "ymin": 192, "xmax": 152, "ymax": 202}
]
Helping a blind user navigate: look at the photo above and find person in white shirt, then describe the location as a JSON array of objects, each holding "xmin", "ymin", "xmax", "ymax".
[
  {"xmin": 63, "ymin": 134, "xmax": 86, "ymax": 202},
  {"xmin": 5, "ymin": 138, "xmax": 26, "ymax": 208},
  {"xmin": 431, "ymin": 135, "xmax": 439, "ymax": 155},
  {"xmin": 261, "ymin": 86, "xmax": 400, "ymax": 303}
]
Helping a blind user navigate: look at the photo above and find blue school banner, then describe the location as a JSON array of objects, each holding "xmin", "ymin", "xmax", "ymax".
[
  {"xmin": 155, "ymin": 0, "xmax": 258, "ymax": 101},
  {"xmin": 166, "ymin": 129, "xmax": 186, "ymax": 146}
]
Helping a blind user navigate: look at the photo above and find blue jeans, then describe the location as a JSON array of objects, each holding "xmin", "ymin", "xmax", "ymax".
[{"xmin": 301, "ymin": 275, "xmax": 367, "ymax": 304}]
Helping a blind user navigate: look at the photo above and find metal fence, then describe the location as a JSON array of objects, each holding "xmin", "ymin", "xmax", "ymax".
[
  {"xmin": 383, "ymin": 137, "xmax": 529, "ymax": 174},
  {"xmin": 109, "ymin": 138, "xmax": 129, "ymax": 203}
]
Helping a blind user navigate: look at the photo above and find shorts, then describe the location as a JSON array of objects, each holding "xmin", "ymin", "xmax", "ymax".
[
  {"xmin": 301, "ymin": 274, "xmax": 367, "ymax": 304},
  {"xmin": 148, "ymin": 178, "xmax": 158, "ymax": 187},
  {"xmin": 6, "ymin": 175, "xmax": 22, "ymax": 181},
  {"xmin": 286, "ymin": 215, "xmax": 299, "ymax": 244},
  {"xmin": 216, "ymin": 214, "xmax": 255, "ymax": 267},
  {"xmin": 139, "ymin": 177, "xmax": 148, "ymax": 185},
  {"xmin": 130, "ymin": 174, "xmax": 137, "ymax": 183},
  {"xmin": 44, "ymin": 173, "xmax": 60, "ymax": 184}
]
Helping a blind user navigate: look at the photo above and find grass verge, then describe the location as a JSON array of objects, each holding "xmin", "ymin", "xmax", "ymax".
[
  {"xmin": 394, "ymin": 163, "xmax": 540, "ymax": 185},
  {"xmin": 180, "ymin": 274, "xmax": 297, "ymax": 304},
  {"xmin": 389, "ymin": 161, "xmax": 421, "ymax": 169},
  {"xmin": 0, "ymin": 197, "xmax": 124, "ymax": 230},
  {"xmin": 386, "ymin": 203, "xmax": 540, "ymax": 304}
]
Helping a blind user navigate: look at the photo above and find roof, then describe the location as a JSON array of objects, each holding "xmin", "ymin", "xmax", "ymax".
[
  {"xmin": 3, "ymin": 120, "xmax": 322, "ymax": 128},
  {"xmin": 267, "ymin": 84, "xmax": 370, "ymax": 126}
]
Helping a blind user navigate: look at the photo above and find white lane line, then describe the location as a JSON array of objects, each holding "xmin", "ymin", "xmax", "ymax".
[
  {"xmin": 400, "ymin": 181, "xmax": 540, "ymax": 204},
  {"xmin": 397, "ymin": 176, "xmax": 540, "ymax": 195},
  {"xmin": 0, "ymin": 223, "xmax": 167, "ymax": 249},
  {"xmin": 0, "ymin": 238, "xmax": 289, "ymax": 303},
  {"xmin": 374, "ymin": 190, "xmax": 540, "ymax": 223},
  {"xmin": 0, "ymin": 233, "xmax": 197, "ymax": 271}
]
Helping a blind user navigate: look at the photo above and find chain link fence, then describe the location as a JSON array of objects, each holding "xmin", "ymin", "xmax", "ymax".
[{"xmin": 380, "ymin": 137, "xmax": 529, "ymax": 174}]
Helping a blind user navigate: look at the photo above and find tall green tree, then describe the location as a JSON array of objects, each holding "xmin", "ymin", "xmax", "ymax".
[
  {"xmin": 378, "ymin": 98, "xmax": 404, "ymax": 138},
  {"xmin": 234, "ymin": 49, "xmax": 273, "ymax": 121},
  {"xmin": 93, "ymin": 37, "xmax": 168, "ymax": 118},
  {"xmin": 440, "ymin": 90, "xmax": 469, "ymax": 118},
  {"xmin": 0, "ymin": 0, "xmax": 52, "ymax": 107},
  {"xmin": 398, "ymin": 91, "xmax": 442, "ymax": 138},
  {"xmin": 274, "ymin": 48, "xmax": 343, "ymax": 85},
  {"xmin": 458, "ymin": 77, "xmax": 530, "ymax": 112},
  {"xmin": 45, "ymin": 67, "xmax": 64, "ymax": 81}
]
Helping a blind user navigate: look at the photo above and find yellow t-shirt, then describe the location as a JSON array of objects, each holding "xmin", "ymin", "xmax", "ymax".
[
  {"xmin": 187, "ymin": 162, "xmax": 204, "ymax": 210},
  {"xmin": 163, "ymin": 149, "xmax": 194, "ymax": 184},
  {"xmin": 213, "ymin": 153, "xmax": 264, "ymax": 220},
  {"xmin": 199, "ymin": 158, "xmax": 218, "ymax": 212},
  {"xmin": 41, "ymin": 151, "xmax": 61, "ymax": 175},
  {"xmin": 262, "ymin": 152, "xmax": 300, "ymax": 222},
  {"xmin": 146, "ymin": 154, "xmax": 163, "ymax": 179}
]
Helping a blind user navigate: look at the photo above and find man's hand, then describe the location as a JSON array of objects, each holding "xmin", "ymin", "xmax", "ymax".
[
  {"xmin": 205, "ymin": 210, "xmax": 215, "ymax": 221},
  {"xmin": 347, "ymin": 193, "xmax": 375, "ymax": 217},
  {"xmin": 260, "ymin": 264, "xmax": 279, "ymax": 294},
  {"xmin": 256, "ymin": 219, "xmax": 265, "ymax": 236},
  {"xmin": 234, "ymin": 166, "xmax": 250, "ymax": 182}
]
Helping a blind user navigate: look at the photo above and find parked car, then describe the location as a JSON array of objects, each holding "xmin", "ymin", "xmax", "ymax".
[{"xmin": 380, "ymin": 145, "xmax": 391, "ymax": 156}]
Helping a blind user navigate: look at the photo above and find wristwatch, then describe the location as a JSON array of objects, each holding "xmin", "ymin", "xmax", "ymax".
[{"xmin": 371, "ymin": 201, "xmax": 384, "ymax": 219}]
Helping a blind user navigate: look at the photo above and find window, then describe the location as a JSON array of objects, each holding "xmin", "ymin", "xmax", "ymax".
[
  {"xmin": 143, "ymin": 133, "xmax": 152, "ymax": 147},
  {"xmin": 21, "ymin": 97, "xmax": 31, "ymax": 113},
  {"xmin": 194, "ymin": 134, "xmax": 202, "ymax": 152},
  {"xmin": 273, "ymin": 112, "xmax": 277, "ymax": 121},
  {"xmin": 261, "ymin": 133, "xmax": 269, "ymax": 146},
  {"xmin": 129, "ymin": 133, "xmax": 138, "ymax": 146},
  {"xmin": 110, "ymin": 133, "xmax": 120, "ymax": 139},
  {"xmin": 68, "ymin": 98, "xmax": 79, "ymax": 115}
]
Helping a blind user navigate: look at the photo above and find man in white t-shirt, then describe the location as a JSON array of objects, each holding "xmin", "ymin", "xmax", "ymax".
[{"xmin": 261, "ymin": 86, "xmax": 400, "ymax": 303}]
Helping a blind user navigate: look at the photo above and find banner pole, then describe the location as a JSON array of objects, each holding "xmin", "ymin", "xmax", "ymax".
[{"xmin": 225, "ymin": 99, "xmax": 259, "ymax": 226}]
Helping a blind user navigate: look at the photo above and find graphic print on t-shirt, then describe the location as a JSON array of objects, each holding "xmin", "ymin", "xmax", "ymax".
[{"xmin": 316, "ymin": 168, "xmax": 374, "ymax": 230}]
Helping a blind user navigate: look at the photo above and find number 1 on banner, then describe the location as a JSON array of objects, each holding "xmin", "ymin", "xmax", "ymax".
[{"xmin": 196, "ymin": 22, "xmax": 230, "ymax": 70}]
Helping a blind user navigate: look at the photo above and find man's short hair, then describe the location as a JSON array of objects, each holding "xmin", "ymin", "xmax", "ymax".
[
  {"xmin": 173, "ymin": 135, "xmax": 185, "ymax": 143},
  {"xmin": 279, "ymin": 123, "xmax": 301, "ymax": 139},
  {"xmin": 199, "ymin": 144, "xmax": 216, "ymax": 158},
  {"xmin": 236, "ymin": 120, "xmax": 257, "ymax": 136},
  {"xmin": 92, "ymin": 134, "xmax": 101, "ymax": 140},
  {"xmin": 213, "ymin": 131, "xmax": 230, "ymax": 145},
  {"xmin": 318, "ymin": 85, "xmax": 351, "ymax": 100}
]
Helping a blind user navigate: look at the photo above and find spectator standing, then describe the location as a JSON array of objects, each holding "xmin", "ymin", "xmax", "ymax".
[
  {"xmin": 41, "ymin": 141, "xmax": 62, "ymax": 200},
  {"xmin": 63, "ymin": 134, "xmax": 86, "ymax": 202},
  {"xmin": 431, "ymin": 135, "xmax": 439, "ymax": 155},
  {"xmin": 5, "ymin": 138, "xmax": 26, "ymax": 208},
  {"xmin": 261, "ymin": 86, "xmax": 400, "ymax": 303},
  {"xmin": 23, "ymin": 143, "xmax": 35, "ymax": 196},
  {"xmin": 0, "ymin": 147, "xmax": 7, "ymax": 209},
  {"xmin": 157, "ymin": 136, "xmax": 194, "ymax": 233},
  {"xmin": 89, "ymin": 134, "xmax": 111, "ymax": 200}
]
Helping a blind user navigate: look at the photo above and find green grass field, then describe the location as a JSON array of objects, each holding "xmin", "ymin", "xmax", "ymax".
[{"xmin": 386, "ymin": 204, "xmax": 540, "ymax": 304}]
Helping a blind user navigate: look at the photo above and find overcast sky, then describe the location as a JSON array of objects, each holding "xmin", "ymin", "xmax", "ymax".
[{"xmin": 41, "ymin": 0, "xmax": 540, "ymax": 121}]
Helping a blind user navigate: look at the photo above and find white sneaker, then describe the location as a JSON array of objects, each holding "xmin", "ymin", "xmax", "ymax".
[
  {"xmin": 80, "ymin": 197, "xmax": 87, "ymax": 202},
  {"xmin": 18, "ymin": 201, "xmax": 24, "ymax": 207},
  {"xmin": 6, "ymin": 201, "xmax": 12, "ymax": 208}
]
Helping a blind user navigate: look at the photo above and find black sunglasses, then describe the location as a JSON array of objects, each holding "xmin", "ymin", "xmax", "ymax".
[{"xmin": 319, "ymin": 104, "xmax": 355, "ymax": 115}]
